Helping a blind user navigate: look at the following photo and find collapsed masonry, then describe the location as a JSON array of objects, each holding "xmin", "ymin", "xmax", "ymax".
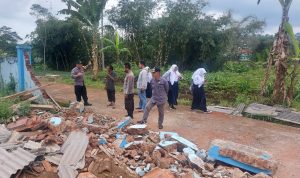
[{"xmin": 0, "ymin": 101, "xmax": 278, "ymax": 178}]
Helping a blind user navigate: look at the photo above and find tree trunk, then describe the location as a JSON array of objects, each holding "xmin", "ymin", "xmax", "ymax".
[
  {"xmin": 101, "ymin": 13, "xmax": 105, "ymax": 70},
  {"xmin": 92, "ymin": 30, "xmax": 99, "ymax": 79},
  {"xmin": 260, "ymin": 2, "xmax": 291, "ymax": 104}
]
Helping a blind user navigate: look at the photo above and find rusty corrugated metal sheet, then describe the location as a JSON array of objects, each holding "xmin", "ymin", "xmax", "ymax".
[
  {"xmin": 58, "ymin": 131, "xmax": 88, "ymax": 178},
  {"xmin": 0, "ymin": 125, "xmax": 11, "ymax": 143},
  {"xmin": 0, "ymin": 147, "xmax": 36, "ymax": 177}
]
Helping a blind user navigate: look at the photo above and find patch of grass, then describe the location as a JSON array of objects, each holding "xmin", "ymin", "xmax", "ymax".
[
  {"xmin": 0, "ymin": 99, "xmax": 14, "ymax": 124},
  {"xmin": 17, "ymin": 101, "xmax": 31, "ymax": 116}
]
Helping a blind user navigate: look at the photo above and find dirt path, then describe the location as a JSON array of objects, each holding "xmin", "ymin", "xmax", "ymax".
[{"xmin": 44, "ymin": 82, "xmax": 300, "ymax": 178}]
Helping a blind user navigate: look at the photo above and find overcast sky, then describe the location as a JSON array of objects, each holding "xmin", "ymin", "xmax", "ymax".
[{"xmin": 0, "ymin": 0, "xmax": 299, "ymax": 41}]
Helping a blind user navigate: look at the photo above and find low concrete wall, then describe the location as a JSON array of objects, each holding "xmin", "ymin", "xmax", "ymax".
[{"xmin": 0, "ymin": 57, "xmax": 19, "ymax": 90}]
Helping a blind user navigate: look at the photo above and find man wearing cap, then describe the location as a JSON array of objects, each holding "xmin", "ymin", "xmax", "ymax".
[
  {"xmin": 71, "ymin": 61, "xmax": 92, "ymax": 106},
  {"xmin": 138, "ymin": 67, "xmax": 169, "ymax": 129}
]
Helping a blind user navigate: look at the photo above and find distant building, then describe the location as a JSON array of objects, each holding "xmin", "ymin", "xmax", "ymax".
[{"xmin": 239, "ymin": 48, "xmax": 253, "ymax": 61}]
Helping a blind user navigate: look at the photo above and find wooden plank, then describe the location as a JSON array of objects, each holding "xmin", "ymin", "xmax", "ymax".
[
  {"xmin": 30, "ymin": 104, "xmax": 55, "ymax": 110},
  {"xmin": 26, "ymin": 96, "xmax": 39, "ymax": 102},
  {"xmin": 1, "ymin": 83, "xmax": 53, "ymax": 100},
  {"xmin": 47, "ymin": 93, "xmax": 62, "ymax": 110}
]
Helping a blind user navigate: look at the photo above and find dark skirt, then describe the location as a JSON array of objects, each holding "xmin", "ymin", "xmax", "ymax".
[
  {"xmin": 146, "ymin": 82, "xmax": 152, "ymax": 98},
  {"xmin": 191, "ymin": 84, "xmax": 207, "ymax": 112},
  {"xmin": 168, "ymin": 82, "xmax": 179, "ymax": 105}
]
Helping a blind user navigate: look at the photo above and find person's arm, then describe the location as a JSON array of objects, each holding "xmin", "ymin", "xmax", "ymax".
[
  {"xmin": 108, "ymin": 73, "xmax": 116, "ymax": 81},
  {"xmin": 177, "ymin": 71, "xmax": 183, "ymax": 80},
  {"xmin": 164, "ymin": 80, "xmax": 169, "ymax": 94},
  {"xmin": 125, "ymin": 76, "xmax": 133, "ymax": 95},
  {"xmin": 162, "ymin": 71, "xmax": 170, "ymax": 81},
  {"xmin": 141, "ymin": 70, "xmax": 148, "ymax": 90},
  {"xmin": 71, "ymin": 69, "xmax": 80, "ymax": 79}
]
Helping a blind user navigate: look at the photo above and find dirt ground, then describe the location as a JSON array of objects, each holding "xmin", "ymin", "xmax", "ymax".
[{"xmin": 44, "ymin": 82, "xmax": 300, "ymax": 178}]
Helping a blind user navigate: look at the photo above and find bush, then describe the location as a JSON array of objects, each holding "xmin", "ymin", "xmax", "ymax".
[
  {"xmin": 0, "ymin": 99, "xmax": 13, "ymax": 124},
  {"xmin": 17, "ymin": 101, "xmax": 31, "ymax": 116}
]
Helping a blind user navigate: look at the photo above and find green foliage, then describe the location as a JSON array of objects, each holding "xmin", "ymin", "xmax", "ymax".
[
  {"xmin": 6, "ymin": 74, "xmax": 16, "ymax": 92},
  {"xmin": 17, "ymin": 101, "xmax": 31, "ymax": 117},
  {"xmin": 285, "ymin": 22, "xmax": 300, "ymax": 57},
  {"xmin": 0, "ymin": 26, "xmax": 22, "ymax": 57},
  {"xmin": 0, "ymin": 99, "xmax": 13, "ymax": 124},
  {"xmin": 30, "ymin": 18, "xmax": 92, "ymax": 70}
]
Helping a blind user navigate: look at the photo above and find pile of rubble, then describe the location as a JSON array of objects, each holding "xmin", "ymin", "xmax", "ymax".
[{"xmin": 0, "ymin": 103, "xmax": 277, "ymax": 178}]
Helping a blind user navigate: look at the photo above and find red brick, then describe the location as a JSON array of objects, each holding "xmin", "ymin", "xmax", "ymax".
[{"xmin": 143, "ymin": 168, "xmax": 176, "ymax": 178}]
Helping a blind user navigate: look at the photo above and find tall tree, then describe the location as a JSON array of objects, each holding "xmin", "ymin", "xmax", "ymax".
[
  {"xmin": 259, "ymin": 0, "xmax": 293, "ymax": 103},
  {"xmin": 0, "ymin": 26, "xmax": 22, "ymax": 57},
  {"xmin": 60, "ymin": 0, "xmax": 108, "ymax": 78},
  {"xmin": 30, "ymin": 4, "xmax": 51, "ymax": 70}
]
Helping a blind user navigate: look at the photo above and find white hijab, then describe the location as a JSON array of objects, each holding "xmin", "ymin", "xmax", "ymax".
[
  {"xmin": 145, "ymin": 66, "xmax": 152, "ymax": 83},
  {"xmin": 168, "ymin": 64, "xmax": 181, "ymax": 85},
  {"xmin": 192, "ymin": 68, "xmax": 207, "ymax": 87}
]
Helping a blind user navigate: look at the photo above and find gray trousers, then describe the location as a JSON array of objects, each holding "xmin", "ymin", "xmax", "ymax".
[{"xmin": 142, "ymin": 100, "xmax": 165, "ymax": 126}]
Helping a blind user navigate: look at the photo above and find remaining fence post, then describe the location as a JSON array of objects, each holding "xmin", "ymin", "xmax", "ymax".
[{"xmin": 16, "ymin": 45, "xmax": 32, "ymax": 92}]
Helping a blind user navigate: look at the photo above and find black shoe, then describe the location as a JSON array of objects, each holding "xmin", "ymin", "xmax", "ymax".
[
  {"xmin": 84, "ymin": 103, "xmax": 92, "ymax": 106},
  {"xmin": 137, "ymin": 120, "xmax": 147, "ymax": 124},
  {"xmin": 170, "ymin": 105, "xmax": 176, "ymax": 110},
  {"xmin": 159, "ymin": 125, "xmax": 163, "ymax": 129}
]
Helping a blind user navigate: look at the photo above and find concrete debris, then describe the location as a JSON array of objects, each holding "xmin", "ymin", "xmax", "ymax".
[
  {"xmin": 0, "ymin": 101, "xmax": 281, "ymax": 178},
  {"xmin": 171, "ymin": 135, "xmax": 199, "ymax": 151},
  {"xmin": 187, "ymin": 153, "xmax": 205, "ymax": 170},
  {"xmin": 0, "ymin": 125, "xmax": 11, "ymax": 143},
  {"xmin": 159, "ymin": 140, "xmax": 178, "ymax": 152},
  {"xmin": 24, "ymin": 140, "xmax": 42, "ymax": 150},
  {"xmin": 209, "ymin": 139, "xmax": 278, "ymax": 175},
  {"xmin": 127, "ymin": 124, "xmax": 149, "ymax": 135},
  {"xmin": 45, "ymin": 154, "xmax": 63, "ymax": 165}
]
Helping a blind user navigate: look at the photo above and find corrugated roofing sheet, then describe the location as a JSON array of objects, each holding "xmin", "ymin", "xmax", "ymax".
[
  {"xmin": 58, "ymin": 165, "xmax": 78, "ymax": 178},
  {"xmin": 0, "ymin": 147, "xmax": 36, "ymax": 177},
  {"xmin": 58, "ymin": 131, "xmax": 88, "ymax": 178}
]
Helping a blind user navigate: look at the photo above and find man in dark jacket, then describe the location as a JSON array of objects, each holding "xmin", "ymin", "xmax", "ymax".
[{"xmin": 138, "ymin": 67, "xmax": 169, "ymax": 129}]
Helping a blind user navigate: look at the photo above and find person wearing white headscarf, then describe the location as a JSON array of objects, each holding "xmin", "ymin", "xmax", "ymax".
[
  {"xmin": 191, "ymin": 68, "xmax": 211, "ymax": 113},
  {"xmin": 162, "ymin": 64, "xmax": 182, "ymax": 109}
]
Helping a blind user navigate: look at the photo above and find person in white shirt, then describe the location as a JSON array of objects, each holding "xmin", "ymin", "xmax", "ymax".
[
  {"xmin": 136, "ymin": 61, "xmax": 148, "ymax": 111},
  {"xmin": 191, "ymin": 68, "xmax": 211, "ymax": 113},
  {"xmin": 162, "ymin": 64, "xmax": 182, "ymax": 109}
]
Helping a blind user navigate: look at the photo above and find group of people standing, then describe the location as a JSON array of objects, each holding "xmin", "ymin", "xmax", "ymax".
[{"xmin": 71, "ymin": 60, "xmax": 211, "ymax": 129}]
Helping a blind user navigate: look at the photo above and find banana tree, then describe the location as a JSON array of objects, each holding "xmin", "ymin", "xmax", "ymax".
[
  {"xmin": 259, "ymin": 0, "xmax": 293, "ymax": 103},
  {"xmin": 60, "ymin": 0, "xmax": 108, "ymax": 78},
  {"xmin": 285, "ymin": 22, "xmax": 300, "ymax": 106},
  {"xmin": 101, "ymin": 32, "xmax": 131, "ymax": 63}
]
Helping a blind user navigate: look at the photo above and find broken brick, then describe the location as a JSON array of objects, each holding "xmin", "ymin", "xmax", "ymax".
[
  {"xmin": 126, "ymin": 124, "xmax": 149, "ymax": 135},
  {"xmin": 143, "ymin": 168, "xmax": 176, "ymax": 178}
]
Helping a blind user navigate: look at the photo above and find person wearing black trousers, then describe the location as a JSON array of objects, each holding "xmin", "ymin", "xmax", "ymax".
[
  {"xmin": 71, "ymin": 61, "xmax": 92, "ymax": 106},
  {"xmin": 162, "ymin": 64, "xmax": 182, "ymax": 109},
  {"xmin": 191, "ymin": 68, "xmax": 211, "ymax": 113}
]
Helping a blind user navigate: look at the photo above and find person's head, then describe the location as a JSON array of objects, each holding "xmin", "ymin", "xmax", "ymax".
[
  {"xmin": 124, "ymin": 63, "xmax": 131, "ymax": 73},
  {"xmin": 76, "ymin": 61, "xmax": 83, "ymax": 68},
  {"xmin": 171, "ymin": 64, "xmax": 178, "ymax": 72},
  {"xmin": 151, "ymin": 67, "xmax": 161, "ymax": 80},
  {"xmin": 139, "ymin": 60, "xmax": 146, "ymax": 69},
  {"xmin": 107, "ymin": 65, "xmax": 113, "ymax": 73}
]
